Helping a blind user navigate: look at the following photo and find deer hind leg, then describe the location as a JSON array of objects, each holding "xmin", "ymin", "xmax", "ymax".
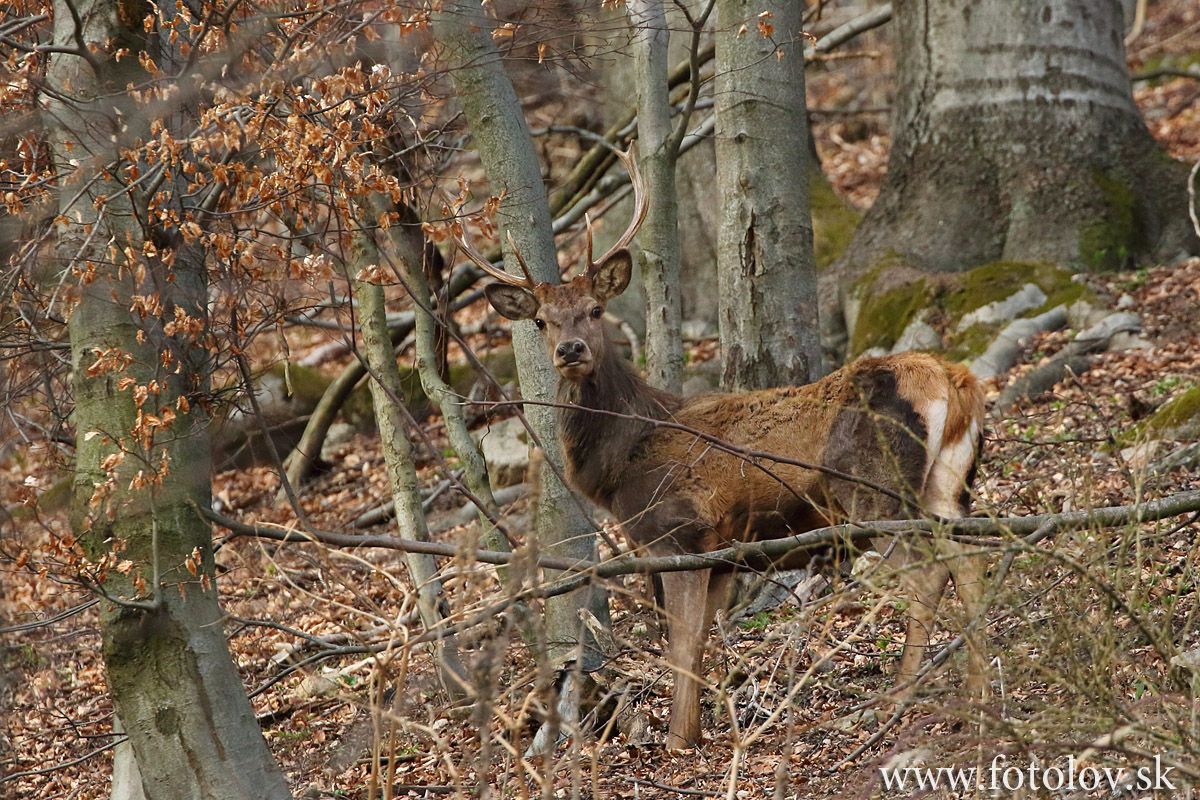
[
  {"xmin": 660, "ymin": 567, "xmax": 732, "ymax": 750},
  {"xmin": 941, "ymin": 539, "xmax": 989, "ymax": 702},
  {"xmin": 923, "ymin": 425, "xmax": 989, "ymax": 702},
  {"xmin": 874, "ymin": 537, "xmax": 952, "ymax": 699}
]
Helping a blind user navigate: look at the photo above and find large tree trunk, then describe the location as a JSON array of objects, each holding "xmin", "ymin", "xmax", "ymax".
[
  {"xmin": 824, "ymin": 0, "xmax": 1199, "ymax": 359},
  {"xmin": 715, "ymin": 0, "xmax": 824, "ymax": 389},
  {"xmin": 45, "ymin": 1, "xmax": 291, "ymax": 797},
  {"xmin": 628, "ymin": 0, "xmax": 685, "ymax": 393},
  {"xmin": 434, "ymin": 3, "xmax": 611, "ymax": 673}
]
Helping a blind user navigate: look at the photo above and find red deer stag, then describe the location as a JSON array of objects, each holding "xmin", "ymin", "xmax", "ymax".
[{"xmin": 455, "ymin": 149, "xmax": 987, "ymax": 750}]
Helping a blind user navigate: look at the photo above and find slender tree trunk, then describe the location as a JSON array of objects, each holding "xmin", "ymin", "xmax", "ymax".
[
  {"xmin": 825, "ymin": 0, "xmax": 1199, "ymax": 358},
  {"xmin": 403, "ymin": 256, "xmax": 506, "ymax": 551},
  {"xmin": 389, "ymin": 222, "xmax": 508, "ymax": 556},
  {"xmin": 715, "ymin": 0, "xmax": 824, "ymax": 389},
  {"xmin": 45, "ymin": 2, "xmax": 291, "ymax": 797},
  {"xmin": 628, "ymin": 0, "xmax": 684, "ymax": 393},
  {"xmin": 353, "ymin": 252, "xmax": 468, "ymax": 697},
  {"xmin": 434, "ymin": 3, "xmax": 611, "ymax": 671}
]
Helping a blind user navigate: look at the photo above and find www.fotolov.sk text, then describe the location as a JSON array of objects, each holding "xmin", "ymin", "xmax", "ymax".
[{"xmin": 880, "ymin": 755, "xmax": 1178, "ymax": 794}]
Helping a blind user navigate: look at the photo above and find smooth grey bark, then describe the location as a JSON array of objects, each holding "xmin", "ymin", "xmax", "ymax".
[
  {"xmin": 434, "ymin": 3, "xmax": 610, "ymax": 671},
  {"xmin": 628, "ymin": 0, "xmax": 684, "ymax": 393},
  {"xmin": 353, "ymin": 259, "xmax": 468, "ymax": 696},
  {"xmin": 825, "ymin": 0, "xmax": 1198, "ymax": 358},
  {"xmin": 714, "ymin": 0, "xmax": 824, "ymax": 389},
  {"xmin": 110, "ymin": 716, "xmax": 147, "ymax": 800},
  {"xmin": 391, "ymin": 230, "xmax": 507, "ymax": 556},
  {"xmin": 45, "ymin": 2, "xmax": 291, "ymax": 797}
]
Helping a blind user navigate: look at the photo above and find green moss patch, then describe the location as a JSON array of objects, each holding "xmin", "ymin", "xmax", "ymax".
[
  {"xmin": 1078, "ymin": 170, "xmax": 1141, "ymax": 271},
  {"xmin": 36, "ymin": 477, "xmax": 72, "ymax": 513},
  {"xmin": 394, "ymin": 345, "xmax": 517, "ymax": 418},
  {"xmin": 811, "ymin": 177, "xmax": 862, "ymax": 271},
  {"xmin": 1137, "ymin": 51, "xmax": 1200, "ymax": 87},
  {"xmin": 940, "ymin": 261, "xmax": 1083, "ymax": 318},
  {"xmin": 943, "ymin": 323, "xmax": 996, "ymax": 364}
]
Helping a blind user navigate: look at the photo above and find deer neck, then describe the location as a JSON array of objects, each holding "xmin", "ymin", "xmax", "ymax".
[{"xmin": 556, "ymin": 351, "xmax": 678, "ymax": 505}]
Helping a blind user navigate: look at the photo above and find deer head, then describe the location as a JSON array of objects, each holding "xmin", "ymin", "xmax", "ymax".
[{"xmin": 453, "ymin": 148, "xmax": 646, "ymax": 381}]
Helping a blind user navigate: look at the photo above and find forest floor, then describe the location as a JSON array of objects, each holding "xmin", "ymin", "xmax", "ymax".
[{"xmin": 4, "ymin": 7, "xmax": 1200, "ymax": 800}]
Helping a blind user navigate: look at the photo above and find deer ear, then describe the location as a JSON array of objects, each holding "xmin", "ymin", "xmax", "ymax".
[
  {"xmin": 485, "ymin": 283, "xmax": 540, "ymax": 320},
  {"xmin": 591, "ymin": 250, "xmax": 633, "ymax": 302}
]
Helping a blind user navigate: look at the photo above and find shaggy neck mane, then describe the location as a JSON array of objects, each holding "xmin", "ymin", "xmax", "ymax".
[{"xmin": 557, "ymin": 350, "xmax": 680, "ymax": 505}]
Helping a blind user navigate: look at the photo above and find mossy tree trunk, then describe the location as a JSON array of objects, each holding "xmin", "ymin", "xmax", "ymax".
[
  {"xmin": 45, "ymin": 1, "xmax": 291, "ymax": 797},
  {"xmin": 434, "ymin": 2, "xmax": 611, "ymax": 672},
  {"xmin": 824, "ymin": 0, "xmax": 1199, "ymax": 358},
  {"xmin": 714, "ymin": 0, "xmax": 824, "ymax": 389}
]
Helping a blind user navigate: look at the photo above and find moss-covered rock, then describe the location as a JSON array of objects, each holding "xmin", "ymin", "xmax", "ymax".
[
  {"xmin": 849, "ymin": 259, "xmax": 1092, "ymax": 360},
  {"xmin": 396, "ymin": 345, "xmax": 518, "ymax": 416},
  {"xmin": 1125, "ymin": 385, "xmax": 1200, "ymax": 443},
  {"xmin": 940, "ymin": 261, "xmax": 1085, "ymax": 317},
  {"xmin": 848, "ymin": 259, "xmax": 930, "ymax": 356},
  {"xmin": 36, "ymin": 477, "xmax": 72, "ymax": 513},
  {"xmin": 943, "ymin": 322, "xmax": 997, "ymax": 364}
]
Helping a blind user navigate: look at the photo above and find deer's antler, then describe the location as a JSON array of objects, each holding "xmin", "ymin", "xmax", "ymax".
[
  {"xmin": 585, "ymin": 146, "xmax": 647, "ymax": 276},
  {"xmin": 451, "ymin": 217, "xmax": 538, "ymax": 291}
]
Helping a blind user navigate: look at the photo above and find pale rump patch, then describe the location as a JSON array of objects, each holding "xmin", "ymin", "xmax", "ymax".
[
  {"xmin": 887, "ymin": 353, "xmax": 982, "ymax": 512},
  {"xmin": 923, "ymin": 420, "xmax": 979, "ymax": 517},
  {"xmin": 919, "ymin": 396, "xmax": 949, "ymax": 488}
]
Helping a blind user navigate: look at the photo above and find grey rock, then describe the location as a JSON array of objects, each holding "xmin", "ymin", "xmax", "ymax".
[
  {"xmin": 957, "ymin": 283, "xmax": 1047, "ymax": 331},
  {"xmin": 890, "ymin": 315, "xmax": 943, "ymax": 354},
  {"xmin": 320, "ymin": 422, "xmax": 356, "ymax": 461},
  {"xmin": 1172, "ymin": 647, "xmax": 1200, "ymax": 672},
  {"xmin": 682, "ymin": 374, "xmax": 716, "ymax": 397}
]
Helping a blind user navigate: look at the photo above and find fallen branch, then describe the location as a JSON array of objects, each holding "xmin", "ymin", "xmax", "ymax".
[
  {"xmin": 353, "ymin": 469, "xmax": 463, "ymax": 529},
  {"xmin": 970, "ymin": 304, "xmax": 1068, "ymax": 380},
  {"xmin": 429, "ymin": 482, "xmax": 529, "ymax": 535},
  {"xmin": 222, "ymin": 488, "xmax": 1200, "ymax": 694},
  {"xmin": 210, "ymin": 468, "xmax": 1200, "ymax": 594},
  {"xmin": 809, "ymin": 4, "xmax": 892, "ymax": 56},
  {"xmin": 397, "ymin": 488, "xmax": 1200, "ymax": 650},
  {"xmin": 1149, "ymin": 441, "xmax": 1200, "ymax": 477}
]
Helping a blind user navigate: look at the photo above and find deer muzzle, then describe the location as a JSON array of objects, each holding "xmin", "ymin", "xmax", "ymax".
[{"xmin": 554, "ymin": 339, "xmax": 592, "ymax": 376}]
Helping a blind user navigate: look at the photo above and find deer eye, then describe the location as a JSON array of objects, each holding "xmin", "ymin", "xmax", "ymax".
[
  {"xmin": 534, "ymin": 318, "xmax": 546, "ymax": 330},
  {"xmin": 590, "ymin": 305, "xmax": 603, "ymax": 319}
]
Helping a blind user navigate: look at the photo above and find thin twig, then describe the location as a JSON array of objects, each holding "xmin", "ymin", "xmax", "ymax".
[{"xmin": 198, "ymin": 503, "xmax": 584, "ymax": 572}]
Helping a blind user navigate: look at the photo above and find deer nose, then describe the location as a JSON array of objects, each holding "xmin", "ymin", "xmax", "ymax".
[{"xmin": 556, "ymin": 340, "xmax": 586, "ymax": 363}]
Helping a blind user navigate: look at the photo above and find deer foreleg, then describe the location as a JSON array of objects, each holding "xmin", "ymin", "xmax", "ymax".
[{"xmin": 661, "ymin": 567, "xmax": 715, "ymax": 750}]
